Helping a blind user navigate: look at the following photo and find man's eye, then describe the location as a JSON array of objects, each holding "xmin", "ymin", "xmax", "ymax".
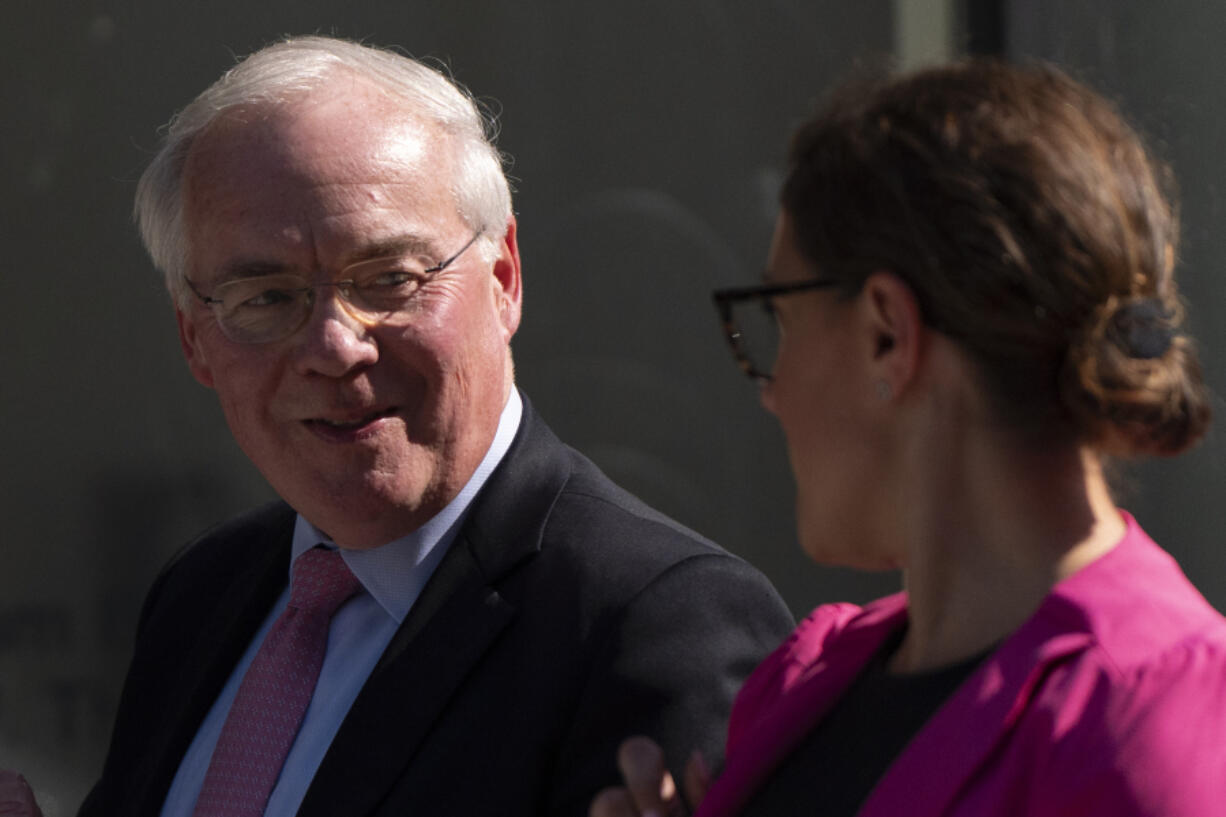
[
  {"xmin": 369, "ymin": 270, "xmax": 419, "ymax": 287},
  {"xmin": 239, "ymin": 288, "xmax": 296, "ymax": 308},
  {"xmin": 358, "ymin": 269, "xmax": 427, "ymax": 293}
]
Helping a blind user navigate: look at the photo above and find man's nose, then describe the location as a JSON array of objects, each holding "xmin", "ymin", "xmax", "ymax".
[{"xmin": 291, "ymin": 288, "xmax": 379, "ymax": 377}]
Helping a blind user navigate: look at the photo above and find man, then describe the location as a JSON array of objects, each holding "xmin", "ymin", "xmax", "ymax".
[{"xmin": 69, "ymin": 36, "xmax": 791, "ymax": 817}]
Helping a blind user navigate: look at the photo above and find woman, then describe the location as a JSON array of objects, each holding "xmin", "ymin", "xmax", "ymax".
[{"xmin": 593, "ymin": 59, "xmax": 1226, "ymax": 816}]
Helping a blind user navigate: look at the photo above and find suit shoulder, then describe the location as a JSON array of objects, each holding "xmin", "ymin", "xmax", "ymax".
[
  {"xmin": 139, "ymin": 501, "xmax": 293, "ymax": 622},
  {"xmin": 161, "ymin": 501, "xmax": 294, "ymax": 573},
  {"xmin": 1016, "ymin": 628, "xmax": 1226, "ymax": 814},
  {"xmin": 522, "ymin": 446, "xmax": 785, "ymax": 611},
  {"xmin": 1042, "ymin": 521, "xmax": 1226, "ymax": 674},
  {"xmin": 552, "ymin": 445, "xmax": 722, "ymax": 552}
]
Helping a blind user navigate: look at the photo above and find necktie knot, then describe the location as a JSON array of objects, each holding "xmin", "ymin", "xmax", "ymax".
[{"xmin": 289, "ymin": 547, "xmax": 362, "ymax": 616}]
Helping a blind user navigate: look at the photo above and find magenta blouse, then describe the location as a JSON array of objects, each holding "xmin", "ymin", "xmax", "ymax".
[{"xmin": 697, "ymin": 513, "xmax": 1226, "ymax": 816}]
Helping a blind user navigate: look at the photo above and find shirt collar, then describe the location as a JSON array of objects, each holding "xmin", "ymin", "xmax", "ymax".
[{"xmin": 290, "ymin": 389, "xmax": 524, "ymax": 623}]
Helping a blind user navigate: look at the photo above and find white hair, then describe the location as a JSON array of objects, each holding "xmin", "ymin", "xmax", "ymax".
[{"xmin": 134, "ymin": 36, "xmax": 513, "ymax": 309}]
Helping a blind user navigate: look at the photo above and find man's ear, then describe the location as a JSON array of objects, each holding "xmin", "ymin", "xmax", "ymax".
[
  {"xmin": 860, "ymin": 270, "xmax": 925, "ymax": 400},
  {"xmin": 491, "ymin": 214, "xmax": 523, "ymax": 341},
  {"xmin": 176, "ymin": 307, "xmax": 216, "ymax": 388}
]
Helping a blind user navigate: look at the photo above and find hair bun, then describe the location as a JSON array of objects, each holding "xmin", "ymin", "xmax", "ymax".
[
  {"xmin": 1061, "ymin": 295, "xmax": 1210, "ymax": 457},
  {"xmin": 1107, "ymin": 299, "xmax": 1175, "ymax": 360}
]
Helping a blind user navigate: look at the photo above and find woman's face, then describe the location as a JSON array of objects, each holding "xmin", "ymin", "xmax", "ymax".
[{"xmin": 760, "ymin": 212, "xmax": 894, "ymax": 569}]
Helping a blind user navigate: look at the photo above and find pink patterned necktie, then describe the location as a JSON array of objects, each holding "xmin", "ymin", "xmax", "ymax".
[{"xmin": 192, "ymin": 547, "xmax": 362, "ymax": 817}]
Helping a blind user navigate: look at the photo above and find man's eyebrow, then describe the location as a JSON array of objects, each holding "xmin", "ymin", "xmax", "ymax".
[
  {"xmin": 344, "ymin": 235, "xmax": 437, "ymax": 264},
  {"xmin": 217, "ymin": 260, "xmax": 295, "ymax": 281},
  {"xmin": 212, "ymin": 235, "xmax": 440, "ymax": 281}
]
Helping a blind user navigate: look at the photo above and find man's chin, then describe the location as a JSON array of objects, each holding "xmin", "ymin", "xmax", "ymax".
[{"xmin": 296, "ymin": 478, "xmax": 440, "ymax": 546}]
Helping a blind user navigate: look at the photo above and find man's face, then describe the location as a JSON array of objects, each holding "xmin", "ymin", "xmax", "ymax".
[{"xmin": 176, "ymin": 79, "xmax": 522, "ymax": 548}]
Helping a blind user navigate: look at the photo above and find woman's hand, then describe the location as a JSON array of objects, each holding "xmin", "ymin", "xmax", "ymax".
[
  {"xmin": 0, "ymin": 771, "xmax": 43, "ymax": 817},
  {"xmin": 590, "ymin": 736, "xmax": 712, "ymax": 817}
]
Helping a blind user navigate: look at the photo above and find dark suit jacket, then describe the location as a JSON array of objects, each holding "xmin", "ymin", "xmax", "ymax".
[{"xmin": 80, "ymin": 396, "xmax": 793, "ymax": 816}]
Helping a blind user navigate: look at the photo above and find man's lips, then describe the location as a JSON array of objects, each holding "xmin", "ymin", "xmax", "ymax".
[{"xmin": 302, "ymin": 408, "xmax": 399, "ymax": 437}]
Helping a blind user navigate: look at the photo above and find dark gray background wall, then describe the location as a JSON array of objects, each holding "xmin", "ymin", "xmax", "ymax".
[{"xmin": 1, "ymin": 2, "xmax": 1221, "ymax": 813}]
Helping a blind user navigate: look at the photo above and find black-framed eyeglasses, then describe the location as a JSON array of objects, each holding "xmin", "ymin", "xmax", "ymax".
[
  {"xmin": 712, "ymin": 278, "xmax": 840, "ymax": 381},
  {"xmin": 185, "ymin": 228, "xmax": 486, "ymax": 344}
]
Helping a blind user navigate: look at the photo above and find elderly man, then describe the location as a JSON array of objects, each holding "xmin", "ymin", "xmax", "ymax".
[{"xmin": 61, "ymin": 36, "xmax": 793, "ymax": 817}]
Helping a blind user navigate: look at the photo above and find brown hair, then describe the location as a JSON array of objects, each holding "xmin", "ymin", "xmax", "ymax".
[{"xmin": 782, "ymin": 59, "xmax": 1210, "ymax": 457}]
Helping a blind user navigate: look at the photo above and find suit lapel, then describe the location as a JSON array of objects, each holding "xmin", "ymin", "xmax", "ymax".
[
  {"xmin": 133, "ymin": 509, "xmax": 293, "ymax": 817},
  {"xmin": 700, "ymin": 599, "xmax": 908, "ymax": 817},
  {"xmin": 299, "ymin": 395, "xmax": 572, "ymax": 816},
  {"xmin": 376, "ymin": 394, "xmax": 569, "ymax": 673},
  {"xmin": 299, "ymin": 539, "xmax": 516, "ymax": 817},
  {"xmin": 858, "ymin": 603, "xmax": 1094, "ymax": 817}
]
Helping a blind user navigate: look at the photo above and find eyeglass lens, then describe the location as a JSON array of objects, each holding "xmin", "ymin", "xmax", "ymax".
[
  {"xmin": 203, "ymin": 230, "xmax": 484, "ymax": 344},
  {"xmin": 213, "ymin": 258, "xmax": 434, "ymax": 341},
  {"xmin": 728, "ymin": 298, "xmax": 780, "ymax": 378}
]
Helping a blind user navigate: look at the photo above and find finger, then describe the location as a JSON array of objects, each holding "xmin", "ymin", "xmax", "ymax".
[
  {"xmin": 681, "ymin": 750, "xmax": 713, "ymax": 811},
  {"xmin": 617, "ymin": 736, "xmax": 680, "ymax": 817},
  {"xmin": 590, "ymin": 786, "xmax": 638, "ymax": 817},
  {"xmin": 0, "ymin": 771, "xmax": 43, "ymax": 817}
]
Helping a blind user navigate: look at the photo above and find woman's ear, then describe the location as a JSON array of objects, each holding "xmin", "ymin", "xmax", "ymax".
[{"xmin": 859, "ymin": 270, "xmax": 925, "ymax": 400}]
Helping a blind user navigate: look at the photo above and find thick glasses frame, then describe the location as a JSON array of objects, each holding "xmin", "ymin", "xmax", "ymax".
[
  {"xmin": 712, "ymin": 278, "xmax": 839, "ymax": 381},
  {"xmin": 185, "ymin": 228, "xmax": 486, "ymax": 344}
]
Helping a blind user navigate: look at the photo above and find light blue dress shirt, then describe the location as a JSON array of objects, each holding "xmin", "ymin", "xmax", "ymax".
[{"xmin": 160, "ymin": 391, "xmax": 523, "ymax": 817}]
